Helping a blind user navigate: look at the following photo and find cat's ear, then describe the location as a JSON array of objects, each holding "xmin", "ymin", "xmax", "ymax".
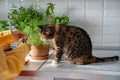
[{"xmin": 38, "ymin": 25, "xmax": 44, "ymax": 30}]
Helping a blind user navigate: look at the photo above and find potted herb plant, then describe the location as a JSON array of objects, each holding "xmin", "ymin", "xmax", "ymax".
[
  {"xmin": 0, "ymin": 20, "xmax": 11, "ymax": 51},
  {"xmin": 7, "ymin": 3, "xmax": 69, "ymax": 60},
  {"xmin": 8, "ymin": 4, "xmax": 49, "ymax": 60}
]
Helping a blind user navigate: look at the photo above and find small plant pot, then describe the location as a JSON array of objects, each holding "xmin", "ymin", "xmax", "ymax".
[{"xmin": 29, "ymin": 45, "xmax": 49, "ymax": 60}]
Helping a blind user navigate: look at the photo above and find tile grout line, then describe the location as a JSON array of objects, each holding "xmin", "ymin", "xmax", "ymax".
[{"xmin": 36, "ymin": 53, "xmax": 53, "ymax": 71}]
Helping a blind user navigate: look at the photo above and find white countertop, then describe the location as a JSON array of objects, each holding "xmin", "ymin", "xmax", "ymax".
[{"xmin": 15, "ymin": 49, "xmax": 120, "ymax": 80}]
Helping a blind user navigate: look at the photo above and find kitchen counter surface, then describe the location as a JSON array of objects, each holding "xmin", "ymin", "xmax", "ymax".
[{"xmin": 15, "ymin": 49, "xmax": 120, "ymax": 80}]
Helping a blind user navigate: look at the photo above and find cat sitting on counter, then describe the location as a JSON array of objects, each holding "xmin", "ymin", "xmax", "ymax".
[{"xmin": 38, "ymin": 23, "xmax": 119, "ymax": 65}]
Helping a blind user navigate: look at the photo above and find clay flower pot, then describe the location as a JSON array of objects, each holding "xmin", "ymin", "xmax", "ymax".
[{"xmin": 29, "ymin": 45, "xmax": 49, "ymax": 60}]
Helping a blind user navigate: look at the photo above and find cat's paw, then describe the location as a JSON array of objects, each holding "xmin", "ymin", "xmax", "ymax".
[{"xmin": 51, "ymin": 60, "xmax": 59, "ymax": 67}]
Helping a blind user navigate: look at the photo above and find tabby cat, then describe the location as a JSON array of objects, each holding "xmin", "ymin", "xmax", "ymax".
[{"xmin": 38, "ymin": 24, "xmax": 119, "ymax": 65}]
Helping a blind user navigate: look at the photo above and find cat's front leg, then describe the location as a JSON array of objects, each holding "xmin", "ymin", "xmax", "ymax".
[
  {"xmin": 52, "ymin": 48, "xmax": 63, "ymax": 66},
  {"xmin": 52, "ymin": 37, "xmax": 64, "ymax": 65},
  {"xmin": 55, "ymin": 48, "xmax": 63, "ymax": 63},
  {"xmin": 52, "ymin": 47, "xmax": 63, "ymax": 65}
]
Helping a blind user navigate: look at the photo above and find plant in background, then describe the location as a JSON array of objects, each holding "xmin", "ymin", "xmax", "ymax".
[
  {"xmin": 45, "ymin": 3, "xmax": 69, "ymax": 25},
  {"xmin": 8, "ymin": 3, "xmax": 70, "ymax": 46},
  {"xmin": 8, "ymin": 4, "xmax": 45, "ymax": 46},
  {"xmin": 0, "ymin": 20, "xmax": 9, "ymax": 31}
]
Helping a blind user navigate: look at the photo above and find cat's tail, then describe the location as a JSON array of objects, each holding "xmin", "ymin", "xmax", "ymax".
[{"xmin": 91, "ymin": 55, "xmax": 119, "ymax": 63}]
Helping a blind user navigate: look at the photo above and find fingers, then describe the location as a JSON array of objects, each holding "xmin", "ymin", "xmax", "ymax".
[
  {"xmin": 17, "ymin": 38, "xmax": 28, "ymax": 47},
  {"xmin": 17, "ymin": 38, "xmax": 24, "ymax": 45},
  {"xmin": 16, "ymin": 30, "xmax": 26, "ymax": 38},
  {"xmin": 12, "ymin": 30, "xmax": 25, "ymax": 36},
  {"xmin": 18, "ymin": 31, "xmax": 26, "ymax": 37},
  {"xmin": 12, "ymin": 30, "xmax": 26, "ymax": 42},
  {"xmin": 17, "ymin": 38, "xmax": 31, "ymax": 51}
]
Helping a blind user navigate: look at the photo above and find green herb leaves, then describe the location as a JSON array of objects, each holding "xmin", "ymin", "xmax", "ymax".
[{"xmin": 7, "ymin": 3, "xmax": 70, "ymax": 46}]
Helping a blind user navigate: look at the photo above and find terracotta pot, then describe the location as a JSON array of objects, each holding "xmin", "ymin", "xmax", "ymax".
[{"xmin": 29, "ymin": 45, "xmax": 49, "ymax": 60}]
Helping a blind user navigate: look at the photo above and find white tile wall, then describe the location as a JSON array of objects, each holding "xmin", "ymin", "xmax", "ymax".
[
  {"xmin": 104, "ymin": 0, "xmax": 120, "ymax": 9},
  {"xmin": 69, "ymin": 0, "xmax": 85, "ymax": 18},
  {"xmin": 86, "ymin": 0, "xmax": 104, "ymax": 9},
  {"xmin": 20, "ymin": 0, "xmax": 36, "ymax": 7},
  {"xmin": 86, "ymin": 26, "xmax": 102, "ymax": 35},
  {"xmin": 0, "ymin": 0, "xmax": 120, "ymax": 48},
  {"xmin": 37, "ymin": 0, "xmax": 53, "ymax": 10},
  {"xmin": 69, "ymin": 9, "xmax": 85, "ymax": 18},
  {"xmin": 104, "ymin": 17, "xmax": 120, "ymax": 25},
  {"xmin": 104, "ymin": 9, "xmax": 120, "ymax": 17},
  {"xmin": 0, "ymin": 0, "xmax": 7, "ymax": 20},
  {"xmin": 54, "ymin": 0, "xmax": 69, "ymax": 16},
  {"xmin": 103, "ymin": 0, "xmax": 120, "ymax": 47},
  {"xmin": 90, "ymin": 35, "xmax": 102, "ymax": 43},
  {"xmin": 85, "ymin": 17, "xmax": 103, "ymax": 26},
  {"xmin": 70, "ymin": 17, "xmax": 85, "ymax": 28},
  {"xmin": 86, "ymin": 9, "xmax": 103, "ymax": 17},
  {"xmin": 6, "ymin": 0, "xmax": 21, "ymax": 11},
  {"xmin": 103, "ymin": 26, "xmax": 120, "ymax": 34},
  {"xmin": 103, "ymin": 35, "xmax": 120, "ymax": 43}
]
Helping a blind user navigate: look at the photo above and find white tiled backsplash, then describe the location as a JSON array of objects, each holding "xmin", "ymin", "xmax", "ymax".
[{"xmin": 0, "ymin": 0, "xmax": 120, "ymax": 48}]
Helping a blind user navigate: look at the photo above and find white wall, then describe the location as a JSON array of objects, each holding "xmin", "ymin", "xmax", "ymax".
[{"xmin": 0, "ymin": 0, "xmax": 120, "ymax": 48}]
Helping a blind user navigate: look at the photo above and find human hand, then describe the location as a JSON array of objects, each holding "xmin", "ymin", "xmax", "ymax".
[
  {"xmin": 12, "ymin": 30, "xmax": 31, "ymax": 50},
  {"xmin": 11, "ymin": 30, "xmax": 26, "ymax": 42}
]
